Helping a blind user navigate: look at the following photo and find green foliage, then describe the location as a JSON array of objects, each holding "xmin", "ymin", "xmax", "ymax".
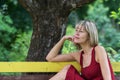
[
  {"xmin": 110, "ymin": 8, "xmax": 120, "ymax": 25},
  {"xmin": 107, "ymin": 47, "xmax": 120, "ymax": 62},
  {"xmin": 0, "ymin": 30, "xmax": 32, "ymax": 61},
  {"xmin": 103, "ymin": 0, "xmax": 120, "ymax": 14},
  {"xmin": 0, "ymin": 13, "xmax": 16, "ymax": 38},
  {"xmin": 9, "ymin": 31, "xmax": 32, "ymax": 61},
  {"xmin": 0, "ymin": 0, "xmax": 32, "ymax": 31},
  {"xmin": 86, "ymin": 0, "xmax": 111, "ymax": 31},
  {"xmin": 109, "ymin": 8, "xmax": 120, "ymax": 62},
  {"xmin": 62, "ymin": 25, "xmax": 77, "ymax": 54},
  {"xmin": 0, "ymin": 0, "xmax": 32, "ymax": 62},
  {"xmin": 0, "ymin": 13, "xmax": 16, "ymax": 61}
]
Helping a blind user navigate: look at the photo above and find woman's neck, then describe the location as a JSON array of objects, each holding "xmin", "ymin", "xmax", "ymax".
[{"xmin": 80, "ymin": 44, "xmax": 93, "ymax": 54}]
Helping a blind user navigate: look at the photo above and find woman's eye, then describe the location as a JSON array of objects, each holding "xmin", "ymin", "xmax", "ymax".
[
  {"xmin": 79, "ymin": 31, "xmax": 83, "ymax": 32},
  {"xmin": 75, "ymin": 29, "xmax": 78, "ymax": 32}
]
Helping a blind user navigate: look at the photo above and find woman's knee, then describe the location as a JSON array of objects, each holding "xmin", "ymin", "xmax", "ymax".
[{"xmin": 49, "ymin": 65, "xmax": 72, "ymax": 80}]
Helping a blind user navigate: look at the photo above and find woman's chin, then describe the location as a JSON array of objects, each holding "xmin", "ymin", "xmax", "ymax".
[{"xmin": 73, "ymin": 40, "xmax": 79, "ymax": 44}]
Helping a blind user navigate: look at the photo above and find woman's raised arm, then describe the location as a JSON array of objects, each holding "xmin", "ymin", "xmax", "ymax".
[{"xmin": 46, "ymin": 36, "xmax": 75, "ymax": 62}]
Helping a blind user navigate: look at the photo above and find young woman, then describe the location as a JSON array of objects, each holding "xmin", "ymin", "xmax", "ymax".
[{"xmin": 46, "ymin": 20, "xmax": 115, "ymax": 80}]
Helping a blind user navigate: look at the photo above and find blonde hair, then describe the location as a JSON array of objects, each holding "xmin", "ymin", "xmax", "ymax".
[{"xmin": 75, "ymin": 20, "xmax": 99, "ymax": 47}]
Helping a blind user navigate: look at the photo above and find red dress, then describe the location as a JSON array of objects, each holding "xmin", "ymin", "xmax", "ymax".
[{"xmin": 65, "ymin": 47, "xmax": 115, "ymax": 80}]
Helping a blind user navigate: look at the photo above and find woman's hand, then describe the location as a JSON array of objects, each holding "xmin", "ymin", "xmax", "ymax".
[{"xmin": 62, "ymin": 35, "xmax": 74, "ymax": 42}]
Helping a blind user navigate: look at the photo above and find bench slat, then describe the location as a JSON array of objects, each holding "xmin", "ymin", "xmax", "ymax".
[
  {"xmin": 0, "ymin": 62, "xmax": 119, "ymax": 72},
  {"xmin": 0, "ymin": 62, "xmax": 80, "ymax": 72},
  {"xmin": 111, "ymin": 62, "xmax": 120, "ymax": 72}
]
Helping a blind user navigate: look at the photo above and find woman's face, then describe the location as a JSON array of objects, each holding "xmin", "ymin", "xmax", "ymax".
[{"xmin": 73, "ymin": 25, "xmax": 89, "ymax": 45}]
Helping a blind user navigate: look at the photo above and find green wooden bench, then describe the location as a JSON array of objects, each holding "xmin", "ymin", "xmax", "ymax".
[{"xmin": 0, "ymin": 62, "xmax": 119, "ymax": 72}]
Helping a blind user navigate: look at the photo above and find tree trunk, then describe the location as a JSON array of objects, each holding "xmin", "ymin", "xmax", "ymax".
[{"xmin": 19, "ymin": 0, "xmax": 95, "ymax": 61}]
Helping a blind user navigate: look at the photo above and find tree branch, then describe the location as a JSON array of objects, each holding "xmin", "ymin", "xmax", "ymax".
[
  {"xmin": 18, "ymin": 0, "xmax": 37, "ymax": 12},
  {"xmin": 62, "ymin": 0, "xmax": 95, "ymax": 10}
]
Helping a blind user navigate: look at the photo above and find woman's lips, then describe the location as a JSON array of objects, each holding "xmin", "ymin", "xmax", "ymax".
[{"xmin": 74, "ymin": 35, "xmax": 79, "ymax": 39}]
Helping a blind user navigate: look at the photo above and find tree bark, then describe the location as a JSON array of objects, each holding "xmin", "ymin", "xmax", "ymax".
[{"xmin": 18, "ymin": 0, "xmax": 95, "ymax": 61}]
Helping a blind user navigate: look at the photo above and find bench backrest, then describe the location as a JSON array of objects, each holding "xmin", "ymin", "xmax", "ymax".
[{"xmin": 0, "ymin": 62, "xmax": 119, "ymax": 72}]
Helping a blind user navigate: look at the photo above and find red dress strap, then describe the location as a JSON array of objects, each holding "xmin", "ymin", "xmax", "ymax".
[
  {"xmin": 80, "ymin": 51, "xmax": 83, "ymax": 67},
  {"xmin": 91, "ymin": 46, "xmax": 97, "ymax": 64}
]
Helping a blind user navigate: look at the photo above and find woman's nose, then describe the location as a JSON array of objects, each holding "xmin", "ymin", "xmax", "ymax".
[
  {"xmin": 74, "ymin": 32, "xmax": 79, "ymax": 36},
  {"xmin": 75, "ymin": 30, "xmax": 79, "ymax": 34}
]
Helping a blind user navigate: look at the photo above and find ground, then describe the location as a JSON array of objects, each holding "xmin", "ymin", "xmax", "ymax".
[{"xmin": 0, "ymin": 74, "xmax": 120, "ymax": 80}]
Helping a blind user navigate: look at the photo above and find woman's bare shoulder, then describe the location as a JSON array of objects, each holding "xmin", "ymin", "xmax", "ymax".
[
  {"xmin": 95, "ymin": 45, "xmax": 107, "ymax": 61},
  {"xmin": 95, "ymin": 45, "xmax": 106, "ymax": 54},
  {"xmin": 95, "ymin": 45, "xmax": 105, "ymax": 50}
]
